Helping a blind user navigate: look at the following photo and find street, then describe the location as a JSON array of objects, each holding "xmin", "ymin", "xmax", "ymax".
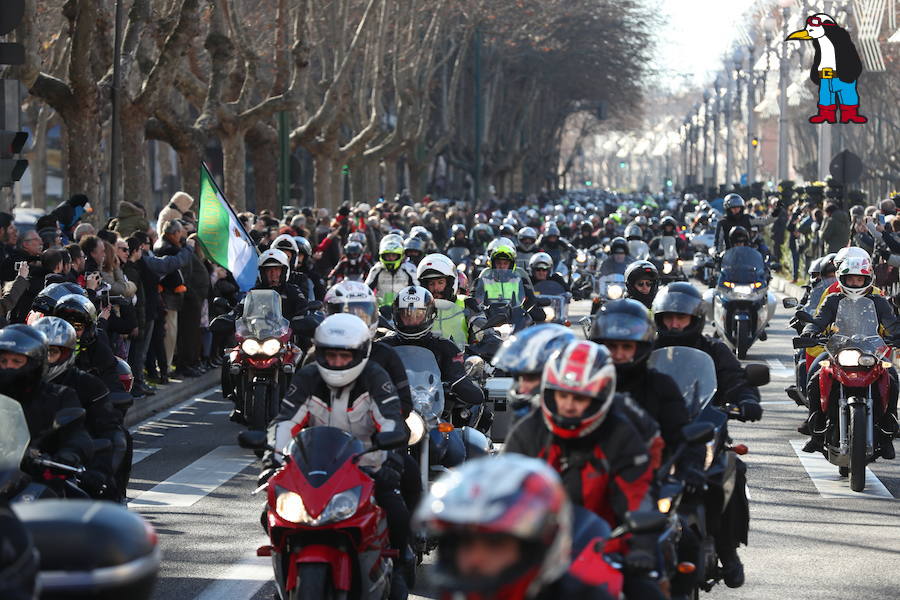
[{"xmin": 130, "ymin": 296, "xmax": 900, "ymax": 600}]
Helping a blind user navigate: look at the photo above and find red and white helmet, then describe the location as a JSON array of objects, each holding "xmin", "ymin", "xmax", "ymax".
[
  {"xmin": 837, "ymin": 254, "xmax": 874, "ymax": 299},
  {"xmin": 833, "ymin": 246, "xmax": 870, "ymax": 270},
  {"xmin": 541, "ymin": 341, "xmax": 616, "ymax": 439}
]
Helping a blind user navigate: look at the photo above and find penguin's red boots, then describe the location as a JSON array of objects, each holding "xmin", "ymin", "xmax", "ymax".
[
  {"xmin": 808, "ymin": 104, "xmax": 837, "ymax": 124},
  {"xmin": 839, "ymin": 105, "xmax": 867, "ymax": 124}
]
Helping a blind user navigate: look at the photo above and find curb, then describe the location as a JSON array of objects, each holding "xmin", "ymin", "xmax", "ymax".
[
  {"xmin": 770, "ymin": 275, "xmax": 806, "ymax": 300},
  {"xmin": 124, "ymin": 371, "xmax": 219, "ymax": 427}
]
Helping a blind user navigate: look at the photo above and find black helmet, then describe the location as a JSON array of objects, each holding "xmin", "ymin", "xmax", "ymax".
[
  {"xmin": 589, "ymin": 299, "xmax": 656, "ymax": 377},
  {"xmin": 0, "ymin": 324, "xmax": 50, "ymax": 397},
  {"xmin": 580, "ymin": 220, "xmax": 592, "ymax": 233},
  {"xmin": 723, "ymin": 193, "xmax": 745, "ymax": 211},
  {"xmin": 624, "ymin": 260, "xmax": 659, "ymax": 308},
  {"xmin": 30, "ymin": 282, "xmax": 86, "ymax": 320},
  {"xmin": 543, "ymin": 224, "xmax": 560, "ymax": 238},
  {"xmin": 451, "ymin": 223, "xmax": 466, "ymax": 238},
  {"xmin": 344, "ymin": 241, "xmax": 364, "ymax": 262},
  {"xmin": 53, "ymin": 293, "xmax": 99, "ymax": 344},
  {"xmin": 651, "ymin": 282, "xmax": 706, "ymax": 346},
  {"xmin": 820, "ymin": 252, "xmax": 837, "ymax": 277},
  {"xmin": 609, "ymin": 236, "xmax": 628, "ymax": 254},
  {"xmin": 660, "ymin": 216, "xmax": 677, "ymax": 231},
  {"xmin": 728, "ymin": 226, "xmax": 750, "ymax": 246},
  {"xmin": 499, "ymin": 224, "xmax": 517, "ymax": 238}
]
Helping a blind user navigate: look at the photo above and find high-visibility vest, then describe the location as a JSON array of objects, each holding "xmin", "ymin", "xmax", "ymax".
[{"xmin": 434, "ymin": 297, "xmax": 469, "ymax": 350}]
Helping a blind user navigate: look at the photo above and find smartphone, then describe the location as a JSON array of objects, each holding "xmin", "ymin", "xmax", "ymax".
[
  {"xmin": 879, "ymin": 214, "xmax": 886, "ymax": 226},
  {"xmin": 100, "ymin": 290, "xmax": 110, "ymax": 308},
  {"xmin": 14, "ymin": 261, "xmax": 25, "ymax": 271}
]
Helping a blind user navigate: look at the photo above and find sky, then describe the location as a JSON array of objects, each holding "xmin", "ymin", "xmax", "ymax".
[{"xmin": 651, "ymin": 0, "xmax": 758, "ymax": 91}]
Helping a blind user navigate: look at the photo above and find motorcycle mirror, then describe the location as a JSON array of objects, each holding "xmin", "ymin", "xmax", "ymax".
[
  {"xmin": 481, "ymin": 311, "xmax": 508, "ymax": 330},
  {"xmin": 209, "ymin": 315, "xmax": 236, "ymax": 335},
  {"xmin": 535, "ymin": 297, "xmax": 552, "ymax": 307},
  {"xmin": 620, "ymin": 510, "xmax": 669, "ymax": 536},
  {"xmin": 373, "ymin": 430, "xmax": 408, "ymax": 450},
  {"xmin": 744, "ymin": 364, "xmax": 770, "ymax": 387},
  {"xmin": 237, "ymin": 430, "xmax": 269, "ymax": 450},
  {"xmin": 681, "ymin": 421, "xmax": 715, "ymax": 444},
  {"xmin": 795, "ymin": 310, "xmax": 815, "ymax": 324},
  {"xmin": 305, "ymin": 301, "xmax": 323, "ymax": 313},
  {"xmin": 53, "ymin": 407, "xmax": 86, "ymax": 431},
  {"xmin": 212, "ymin": 297, "xmax": 232, "ymax": 313},
  {"xmin": 782, "ymin": 297, "xmax": 799, "ymax": 309}
]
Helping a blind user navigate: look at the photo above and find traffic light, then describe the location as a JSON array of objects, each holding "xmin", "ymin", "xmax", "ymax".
[
  {"xmin": 0, "ymin": 1, "xmax": 25, "ymax": 65},
  {"xmin": 0, "ymin": 130, "xmax": 28, "ymax": 187},
  {"xmin": 619, "ymin": 161, "xmax": 626, "ymax": 169},
  {"xmin": 751, "ymin": 137, "xmax": 759, "ymax": 148},
  {"xmin": 585, "ymin": 180, "xmax": 593, "ymax": 187}
]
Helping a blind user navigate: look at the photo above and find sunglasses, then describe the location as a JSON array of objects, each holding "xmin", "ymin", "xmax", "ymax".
[
  {"xmin": 634, "ymin": 280, "xmax": 653, "ymax": 289},
  {"xmin": 806, "ymin": 16, "xmax": 835, "ymax": 26}
]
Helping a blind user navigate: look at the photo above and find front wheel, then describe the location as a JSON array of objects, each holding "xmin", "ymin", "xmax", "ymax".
[
  {"xmin": 735, "ymin": 319, "xmax": 750, "ymax": 360},
  {"xmin": 849, "ymin": 403, "xmax": 868, "ymax": 492},
  {"xmin": 289, "ymin": 563, "xmax": 340, "ymax": 600}
]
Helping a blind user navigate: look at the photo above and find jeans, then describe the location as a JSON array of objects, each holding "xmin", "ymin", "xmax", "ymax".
[{"xmin": 818, "ymin": 77, "xmax": 859, "ymax": 106}]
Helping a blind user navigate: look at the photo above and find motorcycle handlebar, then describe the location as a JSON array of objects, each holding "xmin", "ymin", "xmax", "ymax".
[{"xmin": 30, "ymin": 454, "xmax": 86, "ymax": 475}]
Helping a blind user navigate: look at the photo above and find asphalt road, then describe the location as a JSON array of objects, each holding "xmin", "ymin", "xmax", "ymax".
[{"xmin": 130, "ymin": 294, "xmax": 900, "ymax": 600}]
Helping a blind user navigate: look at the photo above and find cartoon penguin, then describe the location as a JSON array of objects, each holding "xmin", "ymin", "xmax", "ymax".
[{"xmin": 787, "ymin": 13, "xmax": 866, "ymax": 124}]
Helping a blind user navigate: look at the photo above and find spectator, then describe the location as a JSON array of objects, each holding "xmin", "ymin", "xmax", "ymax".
[
  {"xmin": 0, "ymin": 229, "xmax": 43, "ymax": 283},
  {"xmin": 820, "ymin": 202, "xmax": 850, "ymax": 253},
  {"xmin": 50, "ymin": 193, "xmax": 92, "ymax": 241},
  {"xmin": 157, "ymin": 191, "xmax": 194, "ymax": 236},
  {"xmin": 66, "ymin": 243, "xmax": 85, "ymax": 278},
  {"xmin": 111, "ymin": 200, "xmax": 151, "ymax": 238},
  {"xmin": 154, "ymin": 219, "xmax": 189, "ymax": 377},
  {"xmin": 122, "ymin": 236, "xmax": 154, "ymax": 396},
  {"xmin": 8, "ymin": 248, "xmax": 66, "ymax": 323},
  {"xmin": 72, "ymin": 222, "xmax": 96, "ymax": 241},
  {"xmin": 174, "ymin": 233, "xmax": 208, "ymax": 378}
]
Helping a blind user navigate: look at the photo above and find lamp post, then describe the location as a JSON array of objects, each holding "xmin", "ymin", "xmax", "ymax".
[
  {"xmin": 725, "ymin": 47, "xmax": 744, "ymax": 190},
  {"xmin": 776, "ymin": 0, "xmax": 793, "ymax": 182},
  {"xmin": 701, "ymin": 91, "xmax": 711, "ymax": 189},
  {"xmin": 712, "ymin": 75, "xmax": 722, "ymax": 189},
  {"xmin": 746, "ymin": 41, "xmax": 757, "ymax": 184}
]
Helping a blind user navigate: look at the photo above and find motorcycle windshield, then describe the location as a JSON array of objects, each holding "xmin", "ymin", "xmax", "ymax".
[
  {"xmin": 476, "ymin": 269, "xmax": 526, "ymax": 306},
  {"xmin": 647, "ymin": 347, "xmax": 718, "ymax": 418},
  {"xmin": 447, "ymin": 247, "xmax": 470, "ymax": 264},
  {"xmin": 289, "ymin": 426, "xmax": 365, "ymax": 487},
  {"xmin": 535, "ymin": 280, "xmax": 567, "ymax": 296},
  {"xmin": 0, "ymin": 394, "xmax": 29, "ymax": 472},
  {"xmin": 660, "ymin": 236, "xmax": 678, "ymax": 260},
  {"xmin": 826, "ymin": 297, "xmax": 888, "ymax": 359},
  {"xmin": 236, "ymin": 289, "xmax": 290, "ymax": 340},
  {"xmin": 720, "ymin": 247, "xmax": 766, "ymax": 284},
  {"xmin": 391, "ymin": 346, "xmax": 445, "ymax": 422},
  {"xmin": 628, "ymin": 241, "xmax": 650, "ymax": 261}
]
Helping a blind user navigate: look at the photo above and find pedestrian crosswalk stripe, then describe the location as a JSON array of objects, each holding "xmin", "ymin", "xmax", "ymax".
[
  {"xmin": 788, "ymin": 440, "xmax": 894, "ymax": 500},
  {"xmin": 192, "ymin": 545, "xmax": 271, "ymax": 600},
  {"xmin": 766, "ymin": 358, "xmax": 794, "ymax": 380},
  {"xmin": 128, "ymin": 446, "xmax": 255, "ymax": 509},
  {"xmin": 131, "ymin": 447, "xmax": 161, "ymax": 465}
]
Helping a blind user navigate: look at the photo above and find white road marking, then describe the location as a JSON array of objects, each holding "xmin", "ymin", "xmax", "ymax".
[
  {"xmin": 760, "ymin": 400, "xmax": 796, "ymax": 406},
  {"xmin": 192, "ymin": 545, "xmax": 271, "ymax": 600},
  {"xmin": 766, "ymin": 358, "xmax": 794, "ymax": 380},
  {"xmin": 128, "ymin": 446, "xmax": 255, "ymax": 509},
  {"xmin": 788, "ymin": 440, "xmax": 894, "ymax": 500},
  {"xmin": 209, "ymin": 410, "xmax": 232, "ymax": 415},
  {"xmin": 131, "ymin": 447, "xmax": 161, "ymax": 465},
  {"xmin": 129, "ymin": 386, "xmax": 221, "ymax": 434}
]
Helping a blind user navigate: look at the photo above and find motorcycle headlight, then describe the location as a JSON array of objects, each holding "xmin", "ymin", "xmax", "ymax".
[
  {"xmin": 657, "ymin": 497, "xmax": 673, "ymax": 513},
  {"xmin": 544, "ymin": 306, "xmax": 556, "ymax": 322},
  {"xmin": 677, "ymin": 259, "xmax": 684, "ymax": 266},
  {"xmin": 406, "ymin": 411, "xmax": 426, "ymax": 445},
  {"xmin": 576, "ymin": 253, "xmax": 587, "ymax": 264},
  {"xmin": 318, "ymin": 487, "xmax": 361, "ymax": 524},
  {"xmin": 275, "ymin": 486, "xmax": 361, "ymax": 525},
  {"xmin": 607, "ymin": 285, "xmax": 624, "ymax": 300},
  {"xmin": 858, "ymin": 354, "xmax": 877, "ymax": 367},
  {"xmin": 275, "ymin": 487, "xmax": 310, "ymax": 523},
  {"xmin": 457, "ymin": 263, "xmax": 466, "ymax": 272},
  {"xmin": 837, "ymin": 349, "xmax": 862, "ymax": 367},
  {"xmin": 261, "ymin": 338, "xmax": 283, "ymax": 356},
  {"xmin": 241, "ymin": 339, "xmax": 261, "ymax": 355},
  {"xmin": 722, "ymin": 281, "xmax": 735, "ymax": 288},
  {"xmin": 663, "ymin": 262, "xmax": 673, "ymax": 274},
  {"xmin": 733, "ymin": 285, "xmax": 753, "ymax": 295}
]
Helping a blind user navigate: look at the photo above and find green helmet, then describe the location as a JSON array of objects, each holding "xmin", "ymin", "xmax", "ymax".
[
  {"xmin": 379, "ymin": 234, "xmax": 405, "ymax": 270},
  {"xmin": 488, "ymin": 237, "xmax": 517, "ymax": 268}
]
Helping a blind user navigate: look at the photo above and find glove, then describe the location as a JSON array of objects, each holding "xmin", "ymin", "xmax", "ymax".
[
  {"xmin": 800, "ymin": 330, "xmax": 815, "ymax": 338},
  {"xmin": 374, "ymin": 460, "xmax": 402, "ymax": 489},
  {"xmin": 681, "ymin": 466, "xmax": 707, "ymax": 495},
  {"xmin": 79, "ymin": 469, "xmax": 109, "ymax": 498},
  {"xmin": 738, "ymin": 401, "xmax": 763, "ymax": 422},
  {"xmin": 53, "ymin": 450, "xmax": 82, "ymax": 468},
  {"xmin": 623, "ymin": 549, "xmax": 656, "ymax": 575}
]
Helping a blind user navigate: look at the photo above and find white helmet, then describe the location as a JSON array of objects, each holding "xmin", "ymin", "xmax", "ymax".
[
  {"xmin": 314, "ymin": 314, "xmax": 371, "ymax": 388},
  {"xmin": 272, "ymin": 234, "xmax": 299, "ymax": 258},
  {"xmin": 324, "ymin": 281, "xmax": 378, "ymax": 334},
  {"xmin": 529, "ymin": 252, "xmax": 553, "ymax": 273},
  {"xmin": 833, "ymin": 246, "xmax": 870, "ymax": 270},
  {"xmin": 837, "ymin": 255, "xmax": 874, "ymax": 299},
  {"xmin": 416, "ymin": 253, "xmax": 458, "ymax": 300},
  {"xmin": 258, "ymin": 248, "xmax": 291, "ymax": 286}
]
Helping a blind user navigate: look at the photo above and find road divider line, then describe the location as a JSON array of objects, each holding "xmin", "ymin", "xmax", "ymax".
[
  {"xmin": 129, "ymin": 386, "xmax": 221, "ymax": 434},
  {"xmin": 192, "ymin": 545, "xmax": 271, "ymax": 600},
  {"xmin": 131, "ymin": 447, "xmax": 161, "ymax": 466},
  {"xmin": 128, "ymin": 445, "xmax": 255, "ymax": 509},
  {"xmin": 788, "ymin": 440, "xmax": 894, "ymax": 500}
]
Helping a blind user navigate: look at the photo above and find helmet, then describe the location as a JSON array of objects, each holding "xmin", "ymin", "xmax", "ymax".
[
  {"xmin": 541, "ymin": 340, "xmax": 616, "ymax": 439},
  {"xmin": 0, "ymin": 324, "xmax": 49, "ymax": 396},
  {"xmin": 451, "ymin": 223, "xmax": 467, "ymax": 238},
  {"xmin": 348, "ymin": 231, "xmax": 367, "ymax": 247},
  {"xmin": 820, "ymin": 252, "xmax": 837, "ymax": 277},
  {"xmin": 313, "ymin": 314, "xmax": 372, "ymax": 388},
  {"xmin": 834, "ymin": 246, "xmax": 869, "ymax": 269},
  {"xmin": 543, "ymin": 224, "xmax": 560, "ymax": 238},
  {"xmin": 115, "ymin": 357, "xmax": 134, "ymax": 393},
  {"xmin": 53, "ymin": 294, "xmax": 98, "ymax": 343},
  {"xmin": 413, "ymin": 454, "xmax": 571, "ymax": 600},
  {"xmin": 379, "ymin": 234, "xmax": 405, "ymax": 270},
  {"xmin": 29, "ymin": 282, "xmax": 86, "ymax": 323},
  {"xmin": 723, "ymin": 193, "xmax": 745, "ymax": 211},
  {"xmin": 493, "ymin": 325, "xmax": 577, "ymax": 413},
  {"xmin": 410, "ymin": 226, "xmax": 433, "ymax": 244},
  {"xmin": 634, "ymin": 215, "xmax": 648, "ymax": 227},
  {"xmin": 660, "ymin": 216, "xmax": 677, "ymax": 231},
  {"xmin": 257, "ymin": 248, "xmax": 291, "ymax": 286},
  {"xmin": 392, "ymin": 286, "xmax": 437, "ymax": 340},
  {"xmin": 580, "ymin": 220, "xmax": 593, "ymax": 233},
  {"xmin": 651, "ymin": 282, "xmax": 706, "ymax": 345},
  {"xmin": 403, "ymin": 236, "xmax": 426, "ymax": 262},
  {"xmin": 589, "ymin": 299, "xmax": 656, "ymax": 377},
  {"xmin": 417, "ymin": 254, "xmax": 458, "ymax": 301},
  {"xmin": 295, "ymin": 237, "xmax": 313, "ymax": 264},
  {"xmin": 624, "ymin": 224, "xmax": 642, "ymax": 240},
  {"xmin": 324, "ymin": 281, "xmax": 379, "ymax": 334},
  {"xmin": 837, "ymin": 255, "xmax": 874, "ymax": 299},
  {"xmin": 628, "ymin": 207, "xmax": 640, "ymax": 218},
  {"xmin": 517, "ymin": 227, "xmax": 538, "ymax": 251},
  {"xmin": 624, "ymin": 260, "xmax": 659, "ymax": 303},
  {"xmin": 31, "ymin": 317, "xmax": 77, "ymax": 382},
  {"xmin": 808, "ymin": 257, "xmax": 823, "ymax": 278},
  {"xmin": 343, "ymin": 241, "xmax": 364, "ymax": 263},
  {"xmin": 609, "ymin": 236, "xmax": 628, "ymax": 254},
  {"xmin": 528, "ymin": 252, "xmax": 554, "ymax": 275},
  {"xmin": 489, "ymin": 238, "xmax": 517, "ymax": 268},
  {"xmin": 728, "ymin": 226, "xmax": 750, "ymax": 246},
  {"xmin": 499, "ymin": 224, "xmax": 517, "ymax": 239},
  {"xmin": 472, "ymin": 223, "xmax": 493, "ymax": 243},
  {"xmin": 272, "ymin": 233, "xmax": 299, "ymax": 260}
]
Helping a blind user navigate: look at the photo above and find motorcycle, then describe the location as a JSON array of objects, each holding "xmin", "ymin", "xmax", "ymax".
[
  {"xmin": 0, "ymin": 395, "xmax": 162, "ymax": 599},
  {"xmin": 238, "ymin": 426, "xmax": 408, "ymax": 600},
  {"xmin": 590, "ymin": 273, "xmax": 626, "ymax": 315},
  {"xmin": 569, "ymin": 247, "xmax": 598, "ymax": 301},
  {"xmin": 534, "ymin": 279, "xmax": 571, "ymax": 326},
  {"xmin": 703, "ymin": 246, "xmax": 776, "ymax": 359},
  {"xmin": 447, "ymin": 246, "xmax": 472, "ymax": 281},
  {"xmin": 628, "ymin": 239, "xmax": 651, "ymax": 261},
  {"xmin": 654, "ymin": 237, "xmax": 687, "ymax": 284},
  {"xmin": 793, "ymin": 297, "xmax": 895, "ymax": 492}
]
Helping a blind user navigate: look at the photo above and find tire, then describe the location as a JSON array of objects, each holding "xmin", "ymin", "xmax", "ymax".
[
  {"xmin": 736, "ymin": 320, "xmax": 750, "ymax": 360},
  {"xmin": 849, "ymin": 402, "xmax": 868, "ymax": 492},
  {"xmin": 288, "ymin": 563, "xmax": 335, "ymax": 600},
  {"xmin": 249, "ymin": 383, "xmax": 270, "ymax": 431}
]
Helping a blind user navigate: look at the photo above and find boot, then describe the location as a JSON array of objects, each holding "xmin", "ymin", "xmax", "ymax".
[
  {"xmin": 719, "ymin": 548, "xmax": 745, "ymax": 588},
  {"xmin": 879, "ymin": 415, "xmax": 898, "ymax": 459},
  {"xmin": 808, "ymin": 104, "xmax": 837, "ymax": 124},
  {"xmin": 839, "ymin": 105, "xmax": 868, "ymax": 124}
]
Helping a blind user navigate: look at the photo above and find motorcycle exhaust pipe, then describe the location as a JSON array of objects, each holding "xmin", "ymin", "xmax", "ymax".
[{"xmin": 838, "ymin": 396, "xmax": 849, "ymax": 454}]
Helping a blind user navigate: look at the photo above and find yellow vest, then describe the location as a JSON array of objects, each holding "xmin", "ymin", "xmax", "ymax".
[{"xmin": 434, "ymin": 297, "xmax": 469, "ymax": 351}]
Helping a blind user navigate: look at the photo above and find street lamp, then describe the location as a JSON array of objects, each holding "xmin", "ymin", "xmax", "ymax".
[
  {"xmin": 745, "ymin": 35, "xmax": 757, "ymax": 185},
  {"xmin": 712, "ymin": 75, "xmax": 723, "ymax": 189},
  {"xmin": 702, "ymin": 90, "xmax": 711, "ymax": 189},
  {"xmin": 776, "ymin": 0, "xmax": 793, "ymax": 182},
  {"xmin": 725, "ymin": 47, "xmax": 745, "ymax": 190}
]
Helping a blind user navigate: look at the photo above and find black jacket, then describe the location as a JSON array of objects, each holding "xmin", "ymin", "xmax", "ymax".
[
  {"xmin": 75, "ymin": 325, "xmax": 125, "ymax": 394},
  {"xmin": 54, "ymin": 368, "xmax": 121, "ymax": 438},
  {"xmin": 616, "ymin": 366, "xmax": 689, "ymax": 450},
  {"xmin": 714, "ymin": 213, "xmax": 753, "ymax": 251},
  {"xmin": 20, "ymin": 382, "xmax": 93, "ymax": 465}
]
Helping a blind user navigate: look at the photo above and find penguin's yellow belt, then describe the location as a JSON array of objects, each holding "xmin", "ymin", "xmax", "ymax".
[{"xmin": 819, "ymin": 68, "xmax": 835, "ymax": 79}]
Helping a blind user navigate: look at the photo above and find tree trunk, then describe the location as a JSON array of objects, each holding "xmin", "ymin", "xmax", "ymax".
[
  {"xmin": 407, "ymin": 159, "xmax": 428, "ymax": 201},
  {"xmin": 349, "ymin": 157, "xmax": 366, "ymax": 207},
  {"xmin": 314, "ymin": 155, "xmax": 334, "ymax": 213},
  {"xmin": 221, "ymin": 129, "xmax": 247, "ymax": 211},
  {"xmin": 30, "ymin": 107, "xmax": 51, "ymax": 209},
  {"xmin": 382, "ymin": 158, "xmax": 397, "ymax": 203},
  {"xmin": 176, "ymin": 145, "xmax": 201, "ymax": 200},
  {"xmin": 120, "ymin": 105, "xmax": 153, "ymax": 214},
  {"xmin": 247, "ymin": 124, "xmax": 279, "ymax": 215},
  {"xmin": 64, "ymin": 116, "xmax": 103, "ymax": 221}
]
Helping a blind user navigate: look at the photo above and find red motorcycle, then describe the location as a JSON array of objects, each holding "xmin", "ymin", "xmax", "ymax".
[{"xmin": 239, "ymin": 426, "xmax": 408, "ymax": 599}]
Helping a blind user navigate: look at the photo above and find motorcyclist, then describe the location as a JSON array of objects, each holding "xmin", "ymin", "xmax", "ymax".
[
  {"xmin": 327, "ymin": 240, "xmax": 370, "ymax": 286},
  {"xmin": 474, "ymin": 240, "xmax": 544, "ymax": 323},
  {"xmin": 538, "ymin": 224, "xmax": 575, "ymax": 268},
  {"xmin": 571, "ymin": 221, "xmax": 596, "ymax": 250},
  {"xmin": 32, "ymin": 316, "xmax": 125, "ymax": 500},
  {"xmin": 253, "ymin": 249, "xmax": 308, "ymax": 320},
  {"xmin": 271, "ymin": 233, "xmax": 304, "ymax": 288},
  {"xmin": 623, "ymin": 260, "xmax": 659, "ymax": 309},
  {"xmin": 516, "ymin": 226, "xmax": 539, "ymax": 269},
  {"xmin": 263, "ymin": 314, "xmax": 411, "ymax": 591},
  {"xmin": 416, "ymin": 254, "xmax": 488, "ymax": 351},
  {"xmin": 293, "ymin": 236, "xmax": 326, "ymax": 301},
  {"xmin": 714, "ymin": 194, "xmax": 753, "ymax": 252},
  {"xmin": 601, "ymin": 217, "xmax": 618, "ymax": 239},
  {"xmin": 0, "ymin": 324, "xmax": 93, "ymax": 472},
  {"xmin": 470, "ymin": 223, "xmax": 494, "ymax": 255},
  {"xmin": 651, "ymin": 282, "xmax": 761, "ymax": 588},
  {"xmin": 492, "ymin": 324, "xmax": 576, "ymax": 419},
  {"xmin": 649, "ymin": 216, "xmax": 687, "ymax": 257},
  {"xmin": 413, "ymin": 454, "xmax": 617, "ymax": 600},
  {"xmin": 366, "ymin": 234, "xmax": 418, "ymax": 308},
  {"xmin": 801, "ymin": 253, "xmax": 900, "ymax": 458},
  {"xmin": 380, "ymin": 286, "xmax": 485, "ymax": 408},
  {"xmin": 403, "ymin": 236, "xmax": 426, "ymax": 267},
  {"xmin": 53, "ymin": 294, "xmax": 125, "ymax": 394},
  {"xmin": 444, "ymin": 223, "xmax": 474, "ymax": 253},
  {"xmin": 598, "ymin": 237, "xmax": 632, "ymax": 276},
  {"xmin": 529, "ymin": 252, "xmax": 569, "ymax": 292}
]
